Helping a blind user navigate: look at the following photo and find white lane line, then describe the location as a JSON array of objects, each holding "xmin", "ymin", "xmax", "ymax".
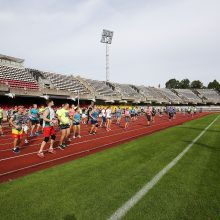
[{"xmin": 108, "ymin": 115, "xmax": 219, "ymax": 220}]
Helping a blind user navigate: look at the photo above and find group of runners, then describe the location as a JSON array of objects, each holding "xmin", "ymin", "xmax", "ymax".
[{"xmin": 0, "ymin": 102, "xmax": 198, "ymax": 158}]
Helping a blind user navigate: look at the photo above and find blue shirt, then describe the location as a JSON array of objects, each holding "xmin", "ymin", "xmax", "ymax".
[
  {"xmin": 30, "ymin": 108, "xmax": 39, "ymax": 120},
  {"xmin": 91, "ymin": 111, "xmax": 98, "ymax": 120},
  {"xmin": 74, "ymin": 113, "xmax": 81, "ymax": 122}
]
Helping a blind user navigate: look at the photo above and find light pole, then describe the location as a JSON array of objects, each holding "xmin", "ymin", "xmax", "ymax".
[{"xmin": 100, "ymin": 29, "xmax": 114, "ymax": 83}]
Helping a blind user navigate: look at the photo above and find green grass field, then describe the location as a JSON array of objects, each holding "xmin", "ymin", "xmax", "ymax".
[{"xmin": 1, "ymin": 114, "xmax": 220, "ymax": 220}]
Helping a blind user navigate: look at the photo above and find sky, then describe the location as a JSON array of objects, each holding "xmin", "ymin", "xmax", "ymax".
[{"xmin": 0, "ymin": 0, "xmax": 219, "ymax": 87}]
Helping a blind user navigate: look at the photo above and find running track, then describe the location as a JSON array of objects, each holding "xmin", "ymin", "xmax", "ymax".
[{"xmin": 0, "ymin": 113, "xmax": 209, "ymax": 183}]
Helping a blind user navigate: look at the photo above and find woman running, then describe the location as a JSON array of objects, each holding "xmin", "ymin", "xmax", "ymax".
[
  {"xmin": 106, "ymin": 106, "xmax": 112, "ymax": 131},
  {"xmin": 89, "ymin": 107, "xmax": 99, "ymax": 135},
  {"xmin": 124, "ymin": 108, "xmax": 131, "ymax": 129},
  {"xmin": 73, "ymin": 107, "xmax": 81, "ymax": 138}
]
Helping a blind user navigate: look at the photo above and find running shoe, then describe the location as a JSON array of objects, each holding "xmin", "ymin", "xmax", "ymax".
[
  {"xmin": 58, "ymin": 144, "xmax": 65, "ymax": 150},
  {"xmin": 12, "ymin": 147, "xmax": 20, "ymax": 154},
  {"xmin": 37, "ymin": 152, "xmax": 44, "ymax": 158},
  {"xmin": 48, "ymin": 148, "xmax": 56, "ymax": 154}
]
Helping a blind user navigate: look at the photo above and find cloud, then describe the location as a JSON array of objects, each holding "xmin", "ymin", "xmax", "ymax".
[{"xmin": 0, "ymin": 0, "xmax": 219, "ymax": 86}]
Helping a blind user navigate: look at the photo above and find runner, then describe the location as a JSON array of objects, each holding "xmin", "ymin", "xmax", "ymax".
[
  {"xmin": 145, "ymin": 105, "xmax": 152, "ymax": 126},
  {"xmin": 22, "ymin": 108, "xmax": 30, "ymax": 144},
  {"xmin": 130, "ymin": 107, "xmax": 135, "ymax": 121},
  {"xmin": 89, "ymin": 106, "xmax": 99, "ymax": 135},
  {"xmin": 100, "ymin": 107, "xmax": 107, "ymax": 128},
  {"xmin": 57, "ymin": 103, "xmax": 71, "ymax": 150},
  {"xmin": 39, "ymin": 105, "xmax": 45, "ymax": 133},
  {"xmin": 106, "ymin": 106, "xmax": 112, "ymax": 131},
  {"xmin": 168, "ymin": 106, "xmax": 174, "ymax": 121},
  {"xmin": 30, "ymin": 104, "xmax": 40, "ymax": 137},
  {"xmin": 72, "ymin": 107, "xmax": 81, "ymax": 138},
  {"xmin": 69, "ymin": 104, "xmax": 75, "ymax": 132},
  {"xmin": 81, "ymin": 108, "xmax": 87, "ymax": 124},
  {"xmin": 124, "ymin": 108, "xmax": 131, "ymax": 129},
  {"xmin": 38, "ymin": 99, "xmax": 57, "ymax": 158},
  {"xmin": 0, "ymin": 106, "xmax": 4, "ymax": 135},
  {"xmin": 152, "ymin": 107, "xmax": 157, "ymax": 123},
  {"xmin": 10, "ymin": 106, "xmax": 25, "ymax": 154},
  {"xmin": 115, "ymin": 106, "xmax": 122, "ymax": 125}
]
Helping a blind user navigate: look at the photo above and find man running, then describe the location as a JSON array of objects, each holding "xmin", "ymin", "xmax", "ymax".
[
  {"xmin": 57, "ymin": 103, "xmax": 71, "ymax": 150},
  {"xmin": 30, "ymin": 104, "xmax": 40, "ymax": 137},
  {"xmin": 38, "ymin": 99, "xmax": 57, "ymax": 158},
  {"xmin": 10, "ymin": 106, "xmax": 25, "ymax": 154},
  {"xmin": 145, "ymin": 105, "xmax": 152, "ymax": 126}
]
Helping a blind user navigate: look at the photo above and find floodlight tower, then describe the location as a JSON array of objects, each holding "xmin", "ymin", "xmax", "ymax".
[{"xmin": 100, "ymin": 29, "xmax": 114, "ymax": 83}]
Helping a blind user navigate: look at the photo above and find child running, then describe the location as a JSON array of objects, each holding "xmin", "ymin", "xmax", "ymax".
[
  {"xmin": 72, "ymin": 107, "xmax": 81, "ymax": 138},
  {"xmin": 38, "ymin": 100, "xmax": 57, "ymax": 158}
]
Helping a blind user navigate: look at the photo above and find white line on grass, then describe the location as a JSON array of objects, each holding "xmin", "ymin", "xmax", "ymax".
[{"xmin": 108, "ymin": 115, "xmax": 219, "ymax": 220}]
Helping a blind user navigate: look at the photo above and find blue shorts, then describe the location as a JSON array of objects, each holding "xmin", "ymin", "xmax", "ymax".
[
  {"xmin": 102, "ymin": 116, "xmax": 106, "ymax": 123},
  {"xmin": 125, "ymin": 116, "xmax": 130, "ymax": 122}
]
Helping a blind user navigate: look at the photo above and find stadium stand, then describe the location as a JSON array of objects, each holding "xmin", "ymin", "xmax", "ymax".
[
  {"xmin": 196, "ymin": 89, "xmax": 220, "ymax": 104},
  {"xmin": 109, "ymin": 83, "xmax": 143, "ymax": 101},
  {"xmin": 79, "ymin": 77, "xmax": 121, "ymax": 101},
  {"xmin": 157, "ymin": 88, "xmax": 182, "ymax": 104},
  {"xmin": 175, "ymin": 89, "xmax": 202, "ymax": 104},
  {"xmin": 0, "ymin": 54, "xmax": 220, "ymax": 105},
  {"xmin": 0, "ymin": 65, "xmax": 39, "ymax": 90}
]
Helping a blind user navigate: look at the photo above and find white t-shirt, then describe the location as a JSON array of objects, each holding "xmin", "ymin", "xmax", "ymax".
[
  {"xmin": 106, "ymin": 109, "xmax": 112, "ymax": 118},
  {"xmin": 101, "ymin": 109, "xmax": 106, "ymax": 117}
]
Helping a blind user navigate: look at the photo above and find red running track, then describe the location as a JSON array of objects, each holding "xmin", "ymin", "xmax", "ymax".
[{"xmin": 0, "ymin": 113, "xmax": 209, "ymax": 183}]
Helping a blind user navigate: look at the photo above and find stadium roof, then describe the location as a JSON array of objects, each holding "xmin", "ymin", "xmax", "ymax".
[{"xmin": 0, "ymin": 54, "xmax": 24, "ymax": 63}]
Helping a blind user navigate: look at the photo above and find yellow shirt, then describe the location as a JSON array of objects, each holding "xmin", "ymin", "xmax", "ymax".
[
  {"xmin": 57, "ymin": 108, "xmax": 70, "ymax": 125},
  {"xmin": 0, "ymin": 109, "xmax": 3, "ymax": 119}
]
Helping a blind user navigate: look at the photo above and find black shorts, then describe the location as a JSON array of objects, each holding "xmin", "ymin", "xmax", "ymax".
[
  {"xmin": 40, "ymin": 118, "xmax": 43, "ymax": 126},
  {"xmin": 60, "ymin": 124, "xmax": 70, "ymax": 130},
  {"xmin": 169, "ymin": 113, "xmax": 173, "ymax": 119},
  {"xmin": 146, "ymin": 115, "xmax": 152, "ymax": 122},
  {"xmin": 91, "ymin": 119, "xmax": 98, "ymax": 125},
  {"xmin": 31, "ymin": 120, "xmax": 40, "ymax": 126},
  {"xmin": 0, "ymin": 118, "xmax": 2, "ymax": 126},
  {"xmin": 73, "ymin": 122, "xmax": 80, "ymax": 126},
  {"xmin": 131, "ymin": 114, "xmax": 135, "ymax": 118}
]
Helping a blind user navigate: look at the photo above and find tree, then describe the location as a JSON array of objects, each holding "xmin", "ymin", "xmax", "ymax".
[
  {"xmin": 165, "ymin": 78, "xmax": 180, "ymax": 89},
  {"xmin": 207, "ymin": 79, "xmax": 220, "ymax": 91},
  {"xmin": 190, "ymin": 80, "xmax": 203, "ymax": 89},
  {"xmin": 180, "ymin": 78, "xmax": 190, "ymax": 89}
]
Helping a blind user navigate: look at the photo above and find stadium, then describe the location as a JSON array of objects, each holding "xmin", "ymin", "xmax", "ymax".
[{"xmin": 1, "ymin": 1, "xmax": 220, "ymax": 220}]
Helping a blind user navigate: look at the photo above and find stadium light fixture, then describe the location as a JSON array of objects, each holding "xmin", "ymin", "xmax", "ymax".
[{"xmin": 100, "ymin": 29, "xmax": 114, "ymax": 82}]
